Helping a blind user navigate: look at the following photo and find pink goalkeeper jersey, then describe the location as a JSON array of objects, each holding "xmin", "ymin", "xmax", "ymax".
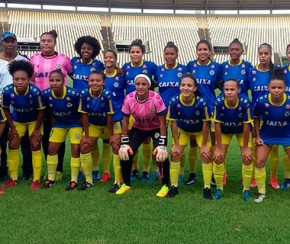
[
  {"xmin": 122, "ymin": 90, "xmax": 166, "ymax": 131},
  {"xmin": 30, "ymin": 52, "xmax": 72, "ymax": 91}
]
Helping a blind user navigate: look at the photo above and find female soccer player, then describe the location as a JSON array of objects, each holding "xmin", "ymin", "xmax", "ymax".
[
  {"xmin": 117, "ymin": 74, "xmax": 170, "ymax": 197},
  {"xmin": 253, "ymin": 68, "xmax": 290, "ymax": 202},
  {"xmin": 168, "ymin": 73, "xmax": 212, "ymax": 199},
  {"xmin": 2, "ymin": 60, "xmax": 44, "ymax": 190},
  {"xmin": 213, "ymin": 79, "xmax": 253, "ymax": 201},
  {"xmin": 30, "ymin": 30, "xmax": 73, "ymax": 180},
  {"xmin": 78, "ymin": 70, "xmax": 114, "ymax": 190},
  {"xmin": 42, "ymin": 70, "xmax": 82, "ymax": 190},
  {"xmin": 122, "ymin": 39, "xmax": 158, "ymax": 182}
]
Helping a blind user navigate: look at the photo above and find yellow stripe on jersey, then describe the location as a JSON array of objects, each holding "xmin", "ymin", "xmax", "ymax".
[{"xmin": 107, "ymin": 99, "xmax": 114, "ymax": 115}]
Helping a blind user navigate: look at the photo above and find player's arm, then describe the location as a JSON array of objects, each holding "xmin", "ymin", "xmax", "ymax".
[
  {"xmin": 254, "ymin": 117, "xmax": 263, "ymax": 145},
  {"xmin": 170, "ymin": 120, "xmax": 179, "ymax": 146}
]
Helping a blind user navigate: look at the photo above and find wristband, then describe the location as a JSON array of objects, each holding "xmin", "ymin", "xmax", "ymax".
[
  {"xmin": 158, "ymin": 135, "xmax": 167, "ymax": 146},
  {"xmin": 121, "ymin": 135, "xmax": 129, "ymax": 144}
]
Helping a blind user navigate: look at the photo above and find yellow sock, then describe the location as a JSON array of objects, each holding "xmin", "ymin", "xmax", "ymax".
[
  {"xmin": 180, "ymin": 152, "xmax": 185, "ymax": 175},
  {"xmin": 242, "ymin": 163, "xmax": 253, "ymax": 190},
  {"xmin": 224, "ymin": 153, "xmax": 228, "ymax": 175},
  {"xmin": 283, "ymin": 151, "xmax": 290, "ymax": 179},
  {"xmin": 81, "ymin": 152, "xmax": 93, "ymax": 184},
  {"xmin": 8, "ymin": 149, "xmax": 19, "ymax": 180},
  {"xmin": 113, "ymin": 153, "xmax": 121, "ymax": 184},
  {"xmin": 170, "ymin": 161, "xmax": 180, "ymax": 187},
  {"xmin": 133, "ymin": 150, "xmax": 139, "ymax": 171},
  {"xmin": 92, "ymin": 142, "xmax": 99, "ymax": 170},
  {"xmin": 189, "ymin": 146, "xmax": 197, "ymax": 173},
  {"xmin": 47, "ymin": 154, "xmax": 58, "ymax": 181},
  {"xmin": 142, "ymin": 143, "xmax": 152, "ymax": 172},
  {"xmin": 213, "ymin": 162, "xmax": 224, "ymax": 189},
  {"xmin": 202, "ymin": 162, "xmax": 213, "ymax": 188},
  {"xmin": 255, "ymin": 167, "xmax": 266, "ymax": 194},
  {"xmin": 252, "ymin": 141, "xmax": 257, "ymax": 178},
  {"xmin": 269, "ymin": 145, "xmax": 279, "ymax": 178},
  {"xmin": 32, "ymin": 150, "xmax": 43, "ymax": 181},
  {"xmin": 103, "ymin": 143, "xmax": 111, "ymax": 172},
  {"xmin": 71, "ymin": 157, "xmax": 81, "ymax": 182}
]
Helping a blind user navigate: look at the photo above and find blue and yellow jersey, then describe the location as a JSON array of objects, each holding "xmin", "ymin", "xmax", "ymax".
[
  {"xmin": 220, "ymin": 59, "xmax": 252, "ymax": 95},
  {"xmin": 187, "ymin": 60, "xmax": 221, "ymax": 114},
  {"xmin": 168, "ymin": 94, "xmax": 210, "ymax": 133},
  {"xmin": 104, "ymin": 69, "xmax": 126, "ymax": 123},
  {"xmin": 283, "ymin": 64, "xmax": 290, "ymax": 94},
  {"xmin": 253, "ymin": 93, "xmax": 290, "ymax": 146},
  {"xmin": 79, "ymin": 88, "xmax": 114, "ymax": 126},
  {"xmin": 0, "ymin": 107, "xmax": 7, "ymax": 122},
  {"xmin": 42, "ymin": 86, "xmax": 82, "ymax": 128},
  {"xmin": 2, "ymin": 83, "xmax": 44, "ymax": 123},
  {"xmin": 122, "ymin": 60, "xmax": 158, "ymax": 95},
  {"xmin": 213, "ymin": 94, "xmax": 252, "ymax": 134},
  {"xmin": 156, "ymin": 63, "xmax": 188, "ymax": 108},
  {"xmin": 71, "ymin": 57, "xmax": 105, "ymax": 92}
]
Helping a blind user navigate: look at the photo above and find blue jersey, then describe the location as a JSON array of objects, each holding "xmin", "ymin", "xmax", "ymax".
[
  {"xmin": 168, "ymin": 94, "xmax": 210, "ymax": 133},
  {"xmin": 213, "ymin": 94, "xmax": 252, "ymax": 134},
  {"xmin": 253, "ymin": 93, "xmax": 290, "ymax": 146},
  {"xmin": 156, "ymin": 63, "xmax": 188, "ymax": 107},
  {"xmin": 104, "ymin": 69, "xmax": 126, "ymax": 123},
  {"xmin": 283, "ymin": 65, "xmax": 290, "ymax": 94},
  {"xmin": 71, "ymin": 57, "xmax": 105, "ymax": 92},
  {"xmin": 2, "ymin": 83, "xmax": 44, "ymax": 123},
  {"xmin": 122, "ymin": 60, "xmax": 158, "ymax": 95},
  {"xmin": 187, "ymin": 60, "xmax": 221, "ymax": 114},
  {"xmin": 220, "ymin": 59, "xmax": 252, "ymax": 95},
  {"xmin": 42, "ymin": 86, "xmax": 82, "ymax": 128},
  {"xmin": 79, "ymin": 88, "xmax": 114, "ymax": 126}
]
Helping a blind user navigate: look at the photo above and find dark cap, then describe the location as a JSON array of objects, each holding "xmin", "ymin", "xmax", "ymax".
[{"xmin": 1, "ymin": 32, "xmax": 17, "ymax": 42}]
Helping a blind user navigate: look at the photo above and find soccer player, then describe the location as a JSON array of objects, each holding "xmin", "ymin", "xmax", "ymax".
[
  {"xmin": 213, "ymin": 79, "xmax": 253, "ymax": 201},
  {"xmin": 1, "ymin": 60, "xmax": 44, "ymax": 191},
  {"xmin": 117, "ymin": 74, "xmax": 170, "ymax": 197},
  {"xmin": 78, "ymin": 70, "xmax": 114, "ymax": 190},
  {"xmin": 30, "ymin": 30, "xmax": 73, "ymax": 181},
  {"xmin": 122, "ymin": 39, "xmax": 158, "ymax": 182},
  {"xmin": 168, "ymin": 73, "xmax": 212, "ymax": 199},
  {"xmin": 42, "ymin": 70, "xmax": 82, "ymax": 190},
  {"xmin": 253, "ymin": 68, "xmax": 290, "ymax": 202}
]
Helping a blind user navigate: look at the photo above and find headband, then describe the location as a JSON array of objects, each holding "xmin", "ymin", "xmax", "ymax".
[{"xmin": 134, "ymin": 74, "xmax": 151, "ymax": 87}]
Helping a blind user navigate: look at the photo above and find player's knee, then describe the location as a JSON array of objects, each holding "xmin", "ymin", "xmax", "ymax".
[
  {"xmin": 9, "ymin": 136, "xmax": 20, "ymax": 150},
  {"xmin": 80, "ymin": 142, "xmax": 91, "ymax": 154},
  {"xmin": 171, "ymin": 151, "xmax": 180, "ymax": 162},
  {"xmin": 48, "ymin": 144, "xmax": 58, "ymax": 155}
]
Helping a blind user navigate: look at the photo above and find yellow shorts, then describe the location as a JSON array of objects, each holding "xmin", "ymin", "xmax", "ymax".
[
  {"xmin": 128, "ymin": 115, "xmax": 134, "ymax": 131},
  {"xmin": 14, "ymin": 121, "xmax": 43, "ymax": 137},
  {"xmin": 113, "ymin": 121, "xmax": 122, "ymax": 134},
  {"xmin": 178, "ymin": 128, "xmax": 211, "ymax": 147},
  {"xmin": 50, "ymin": 127, "xmax": 82, "ymax": 144},
  {"xmin": 221, "ymin": 133, "xmax": 252, "ymax": 147},
  {"xmin": 284, "ymin": 145, "xmax": 290, "ymax": 150}
]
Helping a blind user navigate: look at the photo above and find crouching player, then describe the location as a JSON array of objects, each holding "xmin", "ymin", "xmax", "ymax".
[
  {"xmin": 168, "ymin": 73, "xmax": 213, "ymax": 199},
  {"xmin": 213, "ymin": 79, "xmax": 253, "ymax": 201},
  {"xmin": 117, "ymin": 74, "xmax": 170, "ymax": 197},
  {"xmin": 2, "ymin": 60, "xmax": 44, "ymax": 190}
]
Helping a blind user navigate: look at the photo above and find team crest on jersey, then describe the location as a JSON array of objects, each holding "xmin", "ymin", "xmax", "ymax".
[
  {"xmin": 195, "ymin": 111, "xmax": 200, "ymax": 116},
  {"xmin": 241, "ymin": 70, "xmax": 246, "ymax": 75},
  {"xmin": 210, "ymin": 70, "xmax": 215, "ymax": 75},
  {"xmin": 29, "ymin": 100, "xmax": 34, "ymax": 104},
  {"xmin": 177, "ymin": 72, "xmax": 182, "ymax": 77},
  {"xmin": 114, "ymin": 82, "xmax": 119, "ymax": 88},
  {"xmin": 56, "ymin": 64, "xmax": 62, "ymax": 69},
  {"xmin": 149, "ymin": 108, "xmax": 154, "ymax": 114},
  {"xmin": 220, "ymin": 113, "xmax": 224, "ymax": 117},
  {"xmin": 238, "ymin": 113, "xmax": 242, "ymax": 118},
  {"xmin": 101, "ymin": 103, "xmax": 106, "ymax": 107},
  {"xmin": 285, "ymin": 112, "xmax": 290, "ymax": 117},
  {"xmin": 74, "ymin": 134, "xmax": 81, "ymax": 140},
  {"xmin": 90, "ymin": 68, "xmax": 96, "ymax": 72},
  {"xmin": 67, "ymin": 103, "xmax": 72, "ymax": 108},
  {"xmin": 142, "ymin": 70, "xmax": 148, "ymax": 74}
]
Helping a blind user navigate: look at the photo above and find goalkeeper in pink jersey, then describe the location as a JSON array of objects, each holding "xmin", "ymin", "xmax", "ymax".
[{"xmin": 117, "ymin": 74, "xmax": 170, "ymax": 197}]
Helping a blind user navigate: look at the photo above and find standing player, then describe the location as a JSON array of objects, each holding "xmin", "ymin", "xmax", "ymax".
[
  {"xmin": 213, "ymin": 79, "xmax": 253, "ymax": 201},
  {"xmin": 1, "ymin": 60, "xmax": 44, "ymax": 191},
  {"xmin": 253, "ymin": 68, "xmax": 290, "ymax": 202},
  {"xmin": 42, "ymin": 70, "xmax": 82, "ymax": 190},
  {"xmin": 117, "ymin": 74, "xmax": 170, "ymax": 197},
  {"xmin": 168, "ymin": 73, "xmax": 213, "ymax": 198}
]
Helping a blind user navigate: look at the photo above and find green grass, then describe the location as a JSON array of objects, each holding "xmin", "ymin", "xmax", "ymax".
[{"xmin": 1, "ymin": 139, "xmax": 290, "ymax": 243}]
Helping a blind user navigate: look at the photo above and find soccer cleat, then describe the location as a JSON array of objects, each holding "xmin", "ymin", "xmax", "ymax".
[
  {"xmin": 65, "ymin": 181, "xmax": 78, "ymax": 191},
  {"xmin": 42, "ymin": 180, "xmax": 55, "ymax": 189},
  {"xmin": 269, "ymin": 177, "xmax": 280, "ymax": 190},
  {"xmin": 55, "ymin": 171, "xmax": 63, "ymax": 182},
  {"xmin": 92, "ymin": 170, "xmax": 101, "ymax": 181},
  {"xmin": 156, "ymin": 185, "xmax": 169, "ymax": 197},
  {"xmin": 178, "ymin": 175, "xmax": 184, "ymax": 186},
  {"xmin": 214, "ymin": 188, "xmax": 223, "ymax": 200},
  {"xmin": 108, "ymin": 183, "xmax": 120, "ymax": 193},
  {"xmin": 147, "ymin": 172, "xmax": 159, "ymax": 184},
  {"xmin": 77, "ymin": 171, "xmax": 84, "ymax": 182},
  {"xmin": 130, "ymin": 169, "xmax": 139, "ymax": 181},
  {"xmin": 100, "ymin": 172, "xmax": 111, "ymax": 182},
  {"xmin": 2, "ymin": 178, "xmax": 18, "ymax": 189},
  {"xmin": 0, "ymin": 189, "xmax": 4, "ymax": 194},
  {"xmin": 250, "ymin": 177, "xmax": 257, "ymax": 188},
  {"xmin": 281, "ymin": 178, "xmax": 290, "ymax": 191},
  {"xmin": 141, "ymin": 171, "xmax": 149, "ymax": 183},
  {"xmin": 255, "ymin": 193, "xmax": 266, "ymax": 203},
  {"xmin": 167, "ymin": 185, "xmax": 179, "ymax": 198},
  {"xmin": 203, "ymin": 187, "xmax": 213, "ymax": 200},
  {"xmin": 30, "ymin": 180, "xmax": 41, "ymax": 190},
  {"xmin": 242, "ymin": 190, "xmax": 250, "ymax": 202},
  {"xmin": 211, "ymin": 177, "xmax": 216, "ymax": 187},
  {"xmin": 77, "ymin": 182, "xmax": 94, "ymax": 191},
  {"xmin": 116, "ymin": 184, "xmax": 131, "ymax": 195},
  {"xmin": 223, "ymin": 173, "xmax": 227, "ymax": 186},
  {"xmin": 186, "ymin": 173, "xmax": 197, "ymax": 185}
]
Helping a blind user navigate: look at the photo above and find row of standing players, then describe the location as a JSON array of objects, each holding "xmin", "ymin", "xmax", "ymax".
[{"xmin": 0, "ymin": 31, "xmax": 289, "ymax": 202}]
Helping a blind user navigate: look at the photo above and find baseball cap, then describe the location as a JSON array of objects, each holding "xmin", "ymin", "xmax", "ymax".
[{"xmin": 1, "ymin": 32, "xmax": 17, "ymax": 41}]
